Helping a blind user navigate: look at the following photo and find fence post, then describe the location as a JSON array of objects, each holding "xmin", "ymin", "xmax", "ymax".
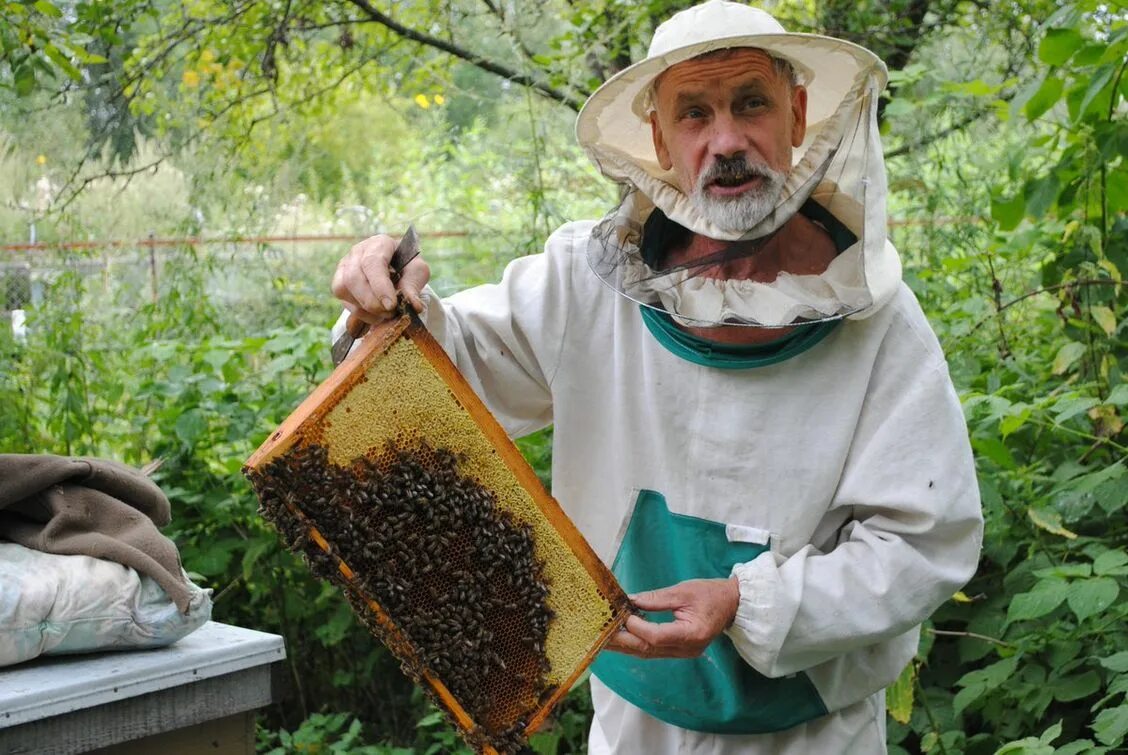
[{"xmin": 147, "ymin": 232, "xmax": 158, "ymax": 304}]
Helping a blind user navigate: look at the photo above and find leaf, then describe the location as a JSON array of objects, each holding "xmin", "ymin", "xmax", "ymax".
[
  {"xmin": 1067, "ymin": 577, "xmax": 1119, "ymax": 622},
  {"xmin": 1052, "ymin": 342, "xmax": 1086, "ymax": 375},
  {"xmin": 1094, "ymin": 551, "xmax": 1128, "ymax": 576},
  {"xmin": 32, "ymin": 0, "xmax": 63, "ymax": 18},
  {"xmin": 886, "ymin": 661, "xmax": 915, "ymax": 724},
  {"xmin": 974, "ymin": 437, "xmax": 1017, "ymax": 469},
  {"xmin": 1053, "ymin": 671, "xmax": 1101, "ymax": 702},
  {"xmin": 1094, "ymin": 705, "xmax": 1128, "ymax": 746},
  {"xmin": 1106, "ymin": 384, "xmax": 1128, "ymax": 407},
  {"xmin": 1092, "ymin": 306, "xmax": 1117, "ymax": 336},
  {"xmin": 941, "ymin": 79, "xmax": 999, "ymax": 97},
  {"xmin": 1078, "ymin": 64, "xmax": 1116, "ymax": 122},
  {"xmin": 992, "ymin": 192, "xmax": 1026, "ymax": 230},
  {"xmin": 416, "ymin": 711, "xmax": 444, "ymax": 728},
  {"xmin": 1099, "ymin": 653, "xmax": 1128, "ymax": 672},
  {"xmin": 994, "ymin": 739, "xmax": 1054, "ymax": 755},
  {"xmin": 1053, "ymin": 396, "xmax": 1100, "ymax": 423},
  {"xmin": 529, "ymin": 730, "xmax": 563, "ymax": 755},
  {"xmin": 1025, "ymin": 174, "xmax": 1061, "ymax": 219},
  {"xmin": 1039, "ymin": 28, "xmax": 1085, "ymax": 65},
  {"xmin": 1053, "ymin": 741, "xmax": 1104, "ymax": 755},
  {"xmin": 183, "ymin": 539, "xmax": 239, "ymax": 577},
  {"xmin": 14, "ymin": 63, "xmax": 36, "ymax": 96},
  {"xmin": 241, "ymin": 537, "xmax": 273, "ymax": 580},
  {"xmin": 1028, "ymin": 508, "xmax": 1078, "ymax": 539},
  {"xmin": 1033, "ymin": 563, "xmax": 1091, "ymax": 579},
  {"xmin": 1025, "ymin": 74, "xmax": 1064, "ymax": 121},
  {"xmin": 174, "ymin": 408, "xmax": 207, "ymax": 446},
  {"xmin": 1095, "ymin": 470, "xmax": 1128, "ymax": 518},
  {"xmin": 1041, "ymin": 720, "xmax": 1064, "ymax": 744},
  {"xmin": 1008, "ymin": 579, "xmax": 1069, "ymax": 623},
  {"xmin": 1000, "ymin": 409, "xmax": 1031, "ymax": 437},
  {"xmin": 955, "ymin": 655, "xmax": 1020, "ymax": 714},
  {"xmin": 68, "ymin": 45, "xmax": 107, "ymax": 64},
  {"xmin": 43, "ymin": 44, "xmax": 81, "ymax": 82}
]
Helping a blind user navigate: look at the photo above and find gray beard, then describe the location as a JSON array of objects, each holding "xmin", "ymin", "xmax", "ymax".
[{"xmin": 691, "ymin": 164, "xmax": 787, "ymax": 235}]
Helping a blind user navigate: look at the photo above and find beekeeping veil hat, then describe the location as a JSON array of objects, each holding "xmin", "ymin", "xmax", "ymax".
[{"xmin": 575, "ymin": 0, "xmax": 901, "ymax": 328}]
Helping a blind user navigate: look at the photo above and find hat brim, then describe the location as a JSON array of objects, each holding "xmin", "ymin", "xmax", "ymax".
[{"xmin": 576, "ymin": 33, "xmax": 887, "ymax": 181}]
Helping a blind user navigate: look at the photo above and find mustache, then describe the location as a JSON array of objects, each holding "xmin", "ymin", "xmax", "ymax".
[{"xmin": 700, "ymin": 156, "xmax": 781, "ymax": 188}]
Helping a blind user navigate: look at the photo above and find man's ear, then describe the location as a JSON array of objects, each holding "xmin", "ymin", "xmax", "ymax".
[
  {"xmin": 650, "ymin": 112, "xmax": 672, "ymax": 171},
  {"xmin": 790, "ymin": 85, "xmax": 808, "ymax": 147}
]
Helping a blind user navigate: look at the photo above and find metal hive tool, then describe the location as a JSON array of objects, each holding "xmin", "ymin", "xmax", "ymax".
[{"xmin": 244, "ymin": 310, "xmax": 632, "ymax": 755}]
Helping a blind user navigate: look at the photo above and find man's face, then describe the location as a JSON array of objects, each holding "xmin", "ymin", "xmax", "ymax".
[{"xmin": 649, "ymin": 48, "xmax": 807, "ymax": 233}]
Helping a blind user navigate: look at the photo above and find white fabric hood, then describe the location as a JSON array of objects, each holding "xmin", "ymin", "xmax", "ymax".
[{"xmin": 575, "ymin": 0, "xmax": 902, "ymax": 327}]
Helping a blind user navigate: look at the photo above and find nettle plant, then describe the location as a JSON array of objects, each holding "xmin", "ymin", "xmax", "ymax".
[{"xmin": 887, "ymin": 4, "xmax": 1127, "ymax": 754}]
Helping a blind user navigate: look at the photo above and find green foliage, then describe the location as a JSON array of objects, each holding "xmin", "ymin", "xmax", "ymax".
[
  {"xmin": 884, "ymin": 3, "xmax": 1127, "ymax": 753},
  {"xmin": 0, "ymin": 0, "xmax": 109, "ymax": 95}
]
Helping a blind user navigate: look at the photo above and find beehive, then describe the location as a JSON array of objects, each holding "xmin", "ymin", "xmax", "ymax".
[{"xmin": 245, "ymin": 312, "xmax": 631, "ymax": 754}]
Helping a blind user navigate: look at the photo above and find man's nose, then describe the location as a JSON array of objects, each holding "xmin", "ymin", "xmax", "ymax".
[{"xmin": 708, "ymin": 113, "xmax": 747, "ymax": 158}]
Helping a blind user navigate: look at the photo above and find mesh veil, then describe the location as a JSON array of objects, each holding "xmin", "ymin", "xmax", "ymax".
[{"xmin": 585, "ymin": 62, "xmax": 897, "ymax": 329}]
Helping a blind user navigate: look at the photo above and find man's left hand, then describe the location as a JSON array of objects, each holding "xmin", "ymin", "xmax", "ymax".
[{"xmin": 605, "ymin": 577, "xmax": 741, "ymax": 659}]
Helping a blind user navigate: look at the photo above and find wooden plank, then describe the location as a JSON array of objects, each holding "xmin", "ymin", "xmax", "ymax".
[
  {"xmin": 93, "ymin": 712, "xmax": 255, "ymax": 755},
  {"xmin": 0, "ymin": 665, "xmax": 276, "ymax": 755},
  {"xmin": 0, "ymin": 622, "xmax": 285, "ymax": 729}
]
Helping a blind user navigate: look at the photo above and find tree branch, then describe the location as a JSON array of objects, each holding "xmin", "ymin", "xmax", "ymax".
[
  {"xmin": 342, "ymin": 0, "xmax": 585, "ymax": 110},
  {"xmin": 53, "ymin": 158, "xmax": 169, "ymax": 214},
  {"xmin": 478, "ymin": 0, "xmax": 539, "ymax": 66},
  {"xmin": 927, "ymin": 628, "xmax": 1014, "ymax": 648},
  {"xmin": 967, "ymin": 279, "xmax": 1123, "ymax": 335},
  {"xmin": 884, "ymin": 92, "xmax": 1012, "ymax": 160}
]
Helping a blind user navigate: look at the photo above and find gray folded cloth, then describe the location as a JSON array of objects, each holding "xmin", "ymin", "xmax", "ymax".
[{"xmin": 0, "ymin": 454, "xmax": 194, "ymax": 613}]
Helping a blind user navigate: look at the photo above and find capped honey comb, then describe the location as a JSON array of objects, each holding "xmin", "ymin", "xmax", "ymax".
[{"xmin": 245, "ymin": 312, "xmax": 631, "ymax": 754}]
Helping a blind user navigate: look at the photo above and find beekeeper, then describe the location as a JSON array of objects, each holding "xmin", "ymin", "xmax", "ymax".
[{"xmin": 331, "ymin": 1, "xmax": 984, "ymax": 752}]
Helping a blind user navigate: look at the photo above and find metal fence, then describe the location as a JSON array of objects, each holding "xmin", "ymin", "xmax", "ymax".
[{"xmin": 0, "ymin": 231, "xmax": 530, "ymax": 341}]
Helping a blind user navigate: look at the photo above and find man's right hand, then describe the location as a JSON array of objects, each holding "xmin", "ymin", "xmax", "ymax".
[{"xmin": 331, "ymin": 234, "xmax": 431, "ymax": 324}]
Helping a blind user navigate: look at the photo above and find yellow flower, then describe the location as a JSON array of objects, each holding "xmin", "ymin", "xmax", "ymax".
[
  {"xmin": 200, "ymin": 48, "xmax": 216, "ymax": 64},
  {"xmin": 414, "ymin": 93, "xmax": 430, "ymax": 109},
  {"xmin": 35, "ymin": 154, "xmax": 46, "ymax": 166},
  {"xmin": 182, "ymin": 69, "xmax": 201, "ymax": 88},
  {"xmin": 433, "ymin": 94, "xmax": 445, "ymax": 105}
]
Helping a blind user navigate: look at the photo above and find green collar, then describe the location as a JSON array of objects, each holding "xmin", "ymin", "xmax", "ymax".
[{"xmin": 640, "ymin": 306, "xmax": 840, "ymax": 369}]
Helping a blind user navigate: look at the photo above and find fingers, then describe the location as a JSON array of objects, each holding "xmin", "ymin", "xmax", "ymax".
[
  {"xmin": 604, "ymin": 626, "xmax": 657, "ymax": 657},
  {"xmin": 603, "ymin": 616, "xmax": 708, "ymax": 659},
  {"xmin": 332, "ymin": 234, "xmax": 425, "ymax": 323},
  {"xmin": 626, "ymin": 615, "xmax": 705, "ymax": 655},
  {"xmin": 398, "ymin": 256, "xmax": 431, "ymax": 313},
  {"xmin": 604, "ymin": 578, "xmax": 741, "ymax": 659},
  {"xmin": 630, "ymin": 585, "xmax": 687, "ymax": 612}
]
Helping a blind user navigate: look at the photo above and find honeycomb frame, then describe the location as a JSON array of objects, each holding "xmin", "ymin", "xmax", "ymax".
[{"xmin": 245, "ymin": 312, "xmax": 632, "ymax": 754}]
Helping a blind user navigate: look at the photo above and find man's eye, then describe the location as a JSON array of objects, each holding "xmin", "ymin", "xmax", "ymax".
[
  {"xmin": 680, "ymin": 107, "xmax": 707, "ymax": 120},
  {"xmin": 738, "ymin": 97, "xmax": 768, "ymax": 112}
]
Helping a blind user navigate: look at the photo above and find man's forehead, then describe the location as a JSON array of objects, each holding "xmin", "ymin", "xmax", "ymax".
[{"xmin": 654, "ymin": 48, "xmax": 782, "ymax": 99}]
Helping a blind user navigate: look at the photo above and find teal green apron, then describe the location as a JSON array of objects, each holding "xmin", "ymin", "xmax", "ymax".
[{"xmin": 591, "ymin": 491, "xmax": 828, "ymax": 734}]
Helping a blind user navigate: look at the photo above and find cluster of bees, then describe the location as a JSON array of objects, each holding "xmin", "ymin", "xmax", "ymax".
[{"xmin": 248, "ymin": 441, "xmax": 556, "ymax": 754}]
